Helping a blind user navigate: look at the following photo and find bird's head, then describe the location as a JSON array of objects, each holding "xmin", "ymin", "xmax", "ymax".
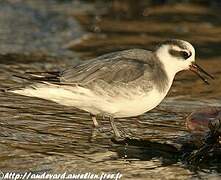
[{"xmin": 155, "ymin": 39, "xmax": 214, "ymax": 84}]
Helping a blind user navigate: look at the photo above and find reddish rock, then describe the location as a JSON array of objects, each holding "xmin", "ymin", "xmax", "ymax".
[{"xmin": 186, "ymin": 107, "xmax": 221, "ymax": 134}]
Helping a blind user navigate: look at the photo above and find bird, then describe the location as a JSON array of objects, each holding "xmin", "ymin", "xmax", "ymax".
[{"xmin": 8, "ymin": 39, "xmax": 214, "ymax": 138}]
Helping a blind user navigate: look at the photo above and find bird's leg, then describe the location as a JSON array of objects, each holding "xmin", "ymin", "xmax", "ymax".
[
  {"xmin": 89, "ymin": 114, "xmax": 100, "ymax": 141},
  {"xmin": 90, "ymin": 114, "xmax": 113, "ymax": 135},
  {"xmin": 91, "ymin": 114, "xmax": 99, "ymax": 127},
  {"xmin": 109, "ymin": 116, "xmax": 121, "ymax": 138}
]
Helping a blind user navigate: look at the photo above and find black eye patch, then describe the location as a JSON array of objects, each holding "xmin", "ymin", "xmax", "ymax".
[{"xmin": 169, "ymin": 49, "xmax": 191, "ymax": 60}]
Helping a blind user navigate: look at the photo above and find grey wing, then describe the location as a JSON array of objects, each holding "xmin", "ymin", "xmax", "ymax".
[{"xmin": 59, "ymin": 57, "xmax": 148, "ymax": 85}]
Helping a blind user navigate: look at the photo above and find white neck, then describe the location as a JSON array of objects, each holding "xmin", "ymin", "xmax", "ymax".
[{"xmin": 155, "ymin": 49, "xmax": 179, "ymax": 82}]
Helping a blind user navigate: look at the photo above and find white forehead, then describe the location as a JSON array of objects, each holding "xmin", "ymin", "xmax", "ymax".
[{"xmin": 167, "ymin": 40, "xmax": 195, "ymax": 53}]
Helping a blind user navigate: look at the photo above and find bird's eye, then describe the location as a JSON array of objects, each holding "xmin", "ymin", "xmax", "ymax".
[
  {"xmin": 169, "ymin": 49, "xmax": 191, "ymax": 60},
  {"xmin": 182, "ymin": 51, "xmax": 191, "ymax": 60}
]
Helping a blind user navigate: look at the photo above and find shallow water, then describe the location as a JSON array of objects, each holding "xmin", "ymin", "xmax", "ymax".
[{"xmin": 0, "ymin": 1, "xmax": 221, "ymax": 179}]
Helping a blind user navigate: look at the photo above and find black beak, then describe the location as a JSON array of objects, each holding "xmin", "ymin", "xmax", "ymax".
[{"xmin": 189, "ymin": 63, "xmax": 214, "ymax": 84}]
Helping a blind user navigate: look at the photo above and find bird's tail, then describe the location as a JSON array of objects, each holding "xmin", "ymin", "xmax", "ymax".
[
  {"xmin": 2, "ymin": 71, "xmax": 61, "ymax": 93},
  {"xmin": 13, "ymin": 71, "xmax": 61, "ymax": 82}
]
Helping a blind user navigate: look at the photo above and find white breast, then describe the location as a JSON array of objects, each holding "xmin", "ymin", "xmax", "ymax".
[{"xmin": 110, "ymin": 88, "xmax": 168, "ymax": 118}]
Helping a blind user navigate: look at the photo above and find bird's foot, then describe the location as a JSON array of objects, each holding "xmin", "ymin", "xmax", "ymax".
[
  {"xmin": 111, "ymin": 128, "xmax": 134, "ymax": 142},
  {"xmin": 89, "ymin": 122, "xmax": 134, "ymax": 142},
  {"xmin": 89, "ymin": 126, "xmax": 117, "ymax": 142}
]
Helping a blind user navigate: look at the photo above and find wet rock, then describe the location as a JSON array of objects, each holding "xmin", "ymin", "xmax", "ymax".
[
  {"xmin": 186, "ymin": 107, "xmax": 221, "ymax": 134},
  {"xmin": 183, "ymin": 107, "xmax": 221, "ymax": 165}
]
